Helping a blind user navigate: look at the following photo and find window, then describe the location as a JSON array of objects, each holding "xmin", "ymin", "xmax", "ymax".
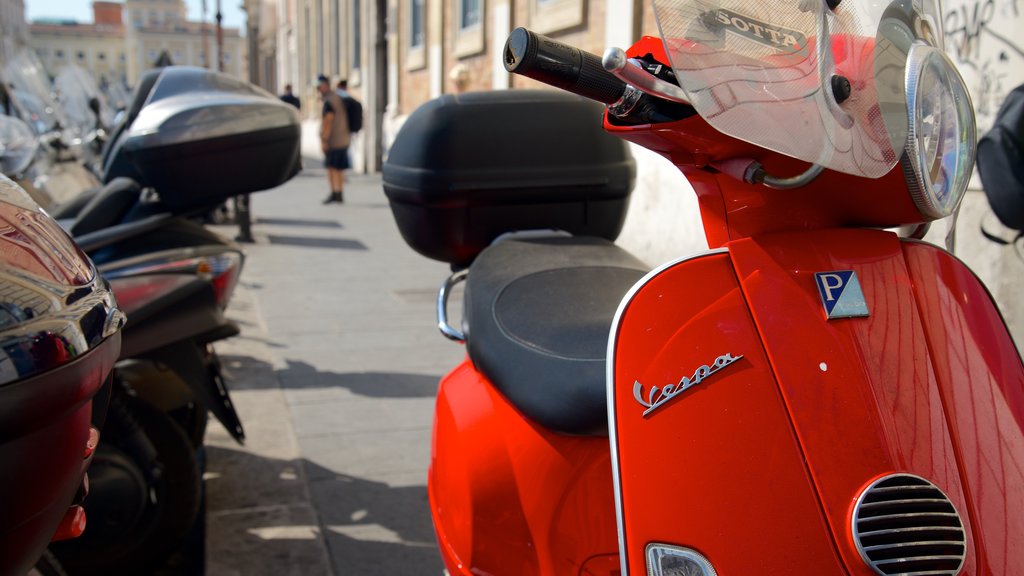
[
  {"xmin": 315, "ymin": 0, "xmax": 324, "ymax": 75},
  {"xmin": 406, "ymin": 0, "xmax": 426, "ymax": 70},
  {"xmin": 459, "ymin": 0, "xmax": 480, "ymax": 29},
  {"xmin": 352, "ymin": 0, "xmax": 362, "ymax": 74},
  {"xmin": 77, "ymin": 51, "xmax": 86, "ymax": 60},
  {"xmin": 529, "ymin": 0, "xmax": 584, "ymax": 35},
  {"xmin": 98, "ymin": 52, "xmax": 106, "ymax": 61},
  {"xmin": 410, "ymin": 0, "xmax": 424, "ymax": 48},
  {"xmin": 56, "ymin": 50, "xmax": 64, "ymax": 58},
  {"xmin": 332, "ymin": 0, "xmax": 340, "ymax": 75},
  {"xmin": 452, "ymin": 0, "xmax": 484, "ymax": 57}
]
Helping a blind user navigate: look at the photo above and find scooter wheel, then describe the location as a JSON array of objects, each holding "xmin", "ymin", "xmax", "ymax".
[{"xmin": 50, "ymin": 394, "xmax": 201, "ymax": 574}]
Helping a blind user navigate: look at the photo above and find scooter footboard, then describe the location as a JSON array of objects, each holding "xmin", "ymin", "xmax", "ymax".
[{"xmin": 428, "ymin": 359, "xmax": 619, "ymax": 575}]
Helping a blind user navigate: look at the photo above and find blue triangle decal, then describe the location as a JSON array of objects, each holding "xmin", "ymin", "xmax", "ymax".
[{"xmin": 815, "ymin": 271, "xmax": 869, "ymax": 319}]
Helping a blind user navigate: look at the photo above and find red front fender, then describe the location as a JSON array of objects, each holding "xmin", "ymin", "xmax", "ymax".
[{"xmin": 610, "ymin": 229, "xmax": 1024, "ymax": 575}]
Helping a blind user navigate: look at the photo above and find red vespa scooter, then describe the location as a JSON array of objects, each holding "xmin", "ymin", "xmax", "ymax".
[{"xmin": 383, "ymin": 0, "xmax": 1024, "ymax": 573}]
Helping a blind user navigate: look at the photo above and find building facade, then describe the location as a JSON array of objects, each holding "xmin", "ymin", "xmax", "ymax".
[
  {"xmin": 0, "ymin": 0, "xmax": 29, "ymax": 66},
  {"xmin": 279, "ymin": 0, "xmax": 657, "ymax": 172},
  {"xmin": 29, "ymin": 0, "xmax": 245, "ymax": 88},
  {"xmin": 30, "ymin": 3, "xmax": 128, "ymax": 88}
]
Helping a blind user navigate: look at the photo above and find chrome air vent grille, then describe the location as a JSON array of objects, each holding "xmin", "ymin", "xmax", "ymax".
[{"xmin": 852, "ymin": 474, "xmax": 966, "ymax": 576}]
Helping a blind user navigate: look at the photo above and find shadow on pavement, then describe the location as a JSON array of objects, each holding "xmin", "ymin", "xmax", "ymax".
[
  {"xmin": 279, "ymin": 360, "xmax": 440, "ymax": 398},
  {"xmin": 205, "ymin": 447, "xmax": 443, "ymax": 576},
  {"xmin": 217, "ymin": 354, "xmax": 440, "ymax": 398},
  {"xmin": 266, "ymin": 235, "xmax": 368, "ymax": 251},
  {"xmin": 257, "ymin": 217, "xmax": 344, "ymax": 229},
  {"xmin": 306, "ymin": 461, "xmax": 443, "ymax": 575}
]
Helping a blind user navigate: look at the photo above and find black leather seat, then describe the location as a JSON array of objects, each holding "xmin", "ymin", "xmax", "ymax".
[
  {"xmin": 465, "ymin": 236, "xmax": 648, "ymax": 435},
  {"xmin": 63, "ymin": 177, "xmax": 142, "ymax": 236}
]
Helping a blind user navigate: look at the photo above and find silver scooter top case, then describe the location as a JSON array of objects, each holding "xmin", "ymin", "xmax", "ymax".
[{"xmin": 108, "ymin": 66, "xmax": 301, "ymax": 210}]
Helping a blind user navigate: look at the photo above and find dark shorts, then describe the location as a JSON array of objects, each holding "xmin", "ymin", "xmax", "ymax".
[{"xmin": 325, "ymin": 148, "xmax": 350, "ymax": 170}]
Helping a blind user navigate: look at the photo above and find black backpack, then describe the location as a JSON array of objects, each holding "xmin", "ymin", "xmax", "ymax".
[
  {"xmin": 977, "ymin": 84, "xmax": 1024, "ymax": 231},
  {"xmin": 343, "ymin": 96, "xmax": 363, "ymax": 133}
]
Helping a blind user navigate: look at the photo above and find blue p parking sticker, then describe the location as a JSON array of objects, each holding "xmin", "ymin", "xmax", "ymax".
[{"xmin": 814, "ymin": 271, "xmax": 869, "ymax": 319}]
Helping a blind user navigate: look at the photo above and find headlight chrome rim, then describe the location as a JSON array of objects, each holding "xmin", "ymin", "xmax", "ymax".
[{"xmin": 902, "ymin": 42, "xmax": 977, "ymax": 220}]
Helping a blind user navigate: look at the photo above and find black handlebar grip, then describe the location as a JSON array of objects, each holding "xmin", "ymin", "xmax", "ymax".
[{"xmin": 503, "ymin": 27, "xmax": 626, "ymax": 105}]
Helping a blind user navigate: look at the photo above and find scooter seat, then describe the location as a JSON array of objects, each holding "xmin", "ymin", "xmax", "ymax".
[
  {"xmin": 63, "ymin": 178, "xmax": 141, "ymax": 236},
  {"xmin": 465, "ymin": 236, "xmax": 648, "ymax": 435}
]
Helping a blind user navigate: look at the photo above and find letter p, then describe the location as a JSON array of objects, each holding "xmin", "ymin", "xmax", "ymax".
[{"xmin": 819, "ymin": 273, "xmax": 844, "ymax": 302}]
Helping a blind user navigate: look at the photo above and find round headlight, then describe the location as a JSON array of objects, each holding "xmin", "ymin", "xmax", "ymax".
[{"xmin": 903, "ymin": 43, "xmax": 976, "ymax": 220}]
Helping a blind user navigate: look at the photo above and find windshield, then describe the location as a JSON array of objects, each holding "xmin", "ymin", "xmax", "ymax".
[
  {"xmin": 652, "ymin": 0, "xmax": 944, "ymax": 178},
  {"xmin": 55, "ymin": 65, "xmax": 116, "ymax": 133},
  {"xmin": 1, "ymin": 49, "xmax": 68, "ymax": 136}
]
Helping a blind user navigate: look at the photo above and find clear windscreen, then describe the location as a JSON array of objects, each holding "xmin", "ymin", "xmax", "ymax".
[
  {"xmin": 652, "ymin": 0, "xmax": 943, "ymax": 178},
  {"xmin": 54, "ymin": 65, "xmax": 116, "ymax": 133},
  {"xmin": 2, "ymin": 50, "xmax": 68, "ymax": 136}
]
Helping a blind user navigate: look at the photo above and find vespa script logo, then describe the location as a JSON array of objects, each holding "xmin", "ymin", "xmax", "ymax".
[
  {"xmin": 633, "ymin": 353, "xmax": 743, "ymax": 417},
  {"xmin": 705, "ymin": 9, "xmax": 809, "ymax": 55}
]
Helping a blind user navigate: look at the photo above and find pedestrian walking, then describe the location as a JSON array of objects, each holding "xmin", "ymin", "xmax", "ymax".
[{"xmin": 316, "ymin": 74, "xmax": 351, "ymax": 204}]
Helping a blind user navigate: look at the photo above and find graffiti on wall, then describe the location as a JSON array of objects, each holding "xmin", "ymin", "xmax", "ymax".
[{"xmin": 944, "ymin": 0, "xmax": 1024, "ymax": 134}]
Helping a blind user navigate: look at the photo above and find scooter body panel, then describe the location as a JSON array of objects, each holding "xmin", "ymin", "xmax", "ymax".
[
  {"xmin": 727, "ymin": 229, "xmax": 978, "ymax": 574},
  {"xmin": 610, "ymin": 229, "xmax": 1024, "ymax": 574},
  {"xmin": 609, "ymin": 250, "xmax": 847, "ymax": 575},
  {"xmin": 429, "ymin": 359, "xmax": 619, "ymax": 576},
  {"xmin": 902, "ymin": 240, "xmax": 1024, "ymax": 573}
]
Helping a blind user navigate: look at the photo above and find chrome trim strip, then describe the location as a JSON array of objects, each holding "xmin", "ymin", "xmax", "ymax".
[
  {"xmin": 867, "ymin": 485, "xmax": 942, "ymax": 494},
  {"xmin": 607, "ymin": 248, "xmax": 728, "ymax": 576},
  {"xmin": 437, "ymin": 269, "xmax": 468, "ymax": 342},
  {"xmin": 863, "ymin": 541, "xmax": 966, "ymax": 552},
  {"xmin": 858, "ymin": 498, "xmax": 952, "ymax": 508},
  {"xmin": 858, "ymin": 512, "xmax": 960, "ymax": 522},
  {"xmin": 857, "ymin": 526, "xmax": 964, "ymax": 537},
  {"xmin": 876, "ymin": 556, "xmax": 966, "ymax": 564}
]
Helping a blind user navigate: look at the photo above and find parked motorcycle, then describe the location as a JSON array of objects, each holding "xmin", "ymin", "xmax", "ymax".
[
  {"xmin": 54, "ymin": 64, "xmax": 117, "ymax": 171},
  {"xmin": 0, "ymin": 174, "xmax": 124, "ymax": 575},
  {"xmin": 1, "ymin": 50, "xmax": 102, "ymax": 207},
  {"xmin": 383, "ymin": 0, "xmax": 1024, "ymax": 574},
  {"xmin": 3, "ymin": 63, "xmax": 301, "ymax": 573},
  {"xmin": 48, "ymin": 271, "xmax": 239, "ymax": 574}
]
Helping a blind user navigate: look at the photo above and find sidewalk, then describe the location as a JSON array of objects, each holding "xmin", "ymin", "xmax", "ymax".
[{"xmin": 204, "ymin": 166, "xmax": 464, "ymax": 575}]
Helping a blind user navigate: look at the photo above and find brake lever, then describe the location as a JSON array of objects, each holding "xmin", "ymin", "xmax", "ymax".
[{"xmin": 602, "ymin": 48, "xmax": 690, "ymax": 105}]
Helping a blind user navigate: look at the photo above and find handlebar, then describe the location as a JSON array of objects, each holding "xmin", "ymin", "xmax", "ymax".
[{"xmin": 503, "ymin": 28, "xmax": 627, "ymax": 106}]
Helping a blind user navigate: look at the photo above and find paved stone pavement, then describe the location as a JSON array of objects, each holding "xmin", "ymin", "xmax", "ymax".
[{"xmin": 203, "ymin": 165, "xmax": 465, "ymax": 575}]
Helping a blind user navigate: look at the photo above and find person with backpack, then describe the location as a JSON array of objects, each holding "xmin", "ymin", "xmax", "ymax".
[
  {"xmin": 336, "ymin": 79, "xmax": 364, "ymax": 134},
  {"xmin": 317, "ymin": 74, "xmax": 351, "ymax": 204},
  {"xmin": 977, "ymin": 83, "xmax": 1024, "ymax": 236}
]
